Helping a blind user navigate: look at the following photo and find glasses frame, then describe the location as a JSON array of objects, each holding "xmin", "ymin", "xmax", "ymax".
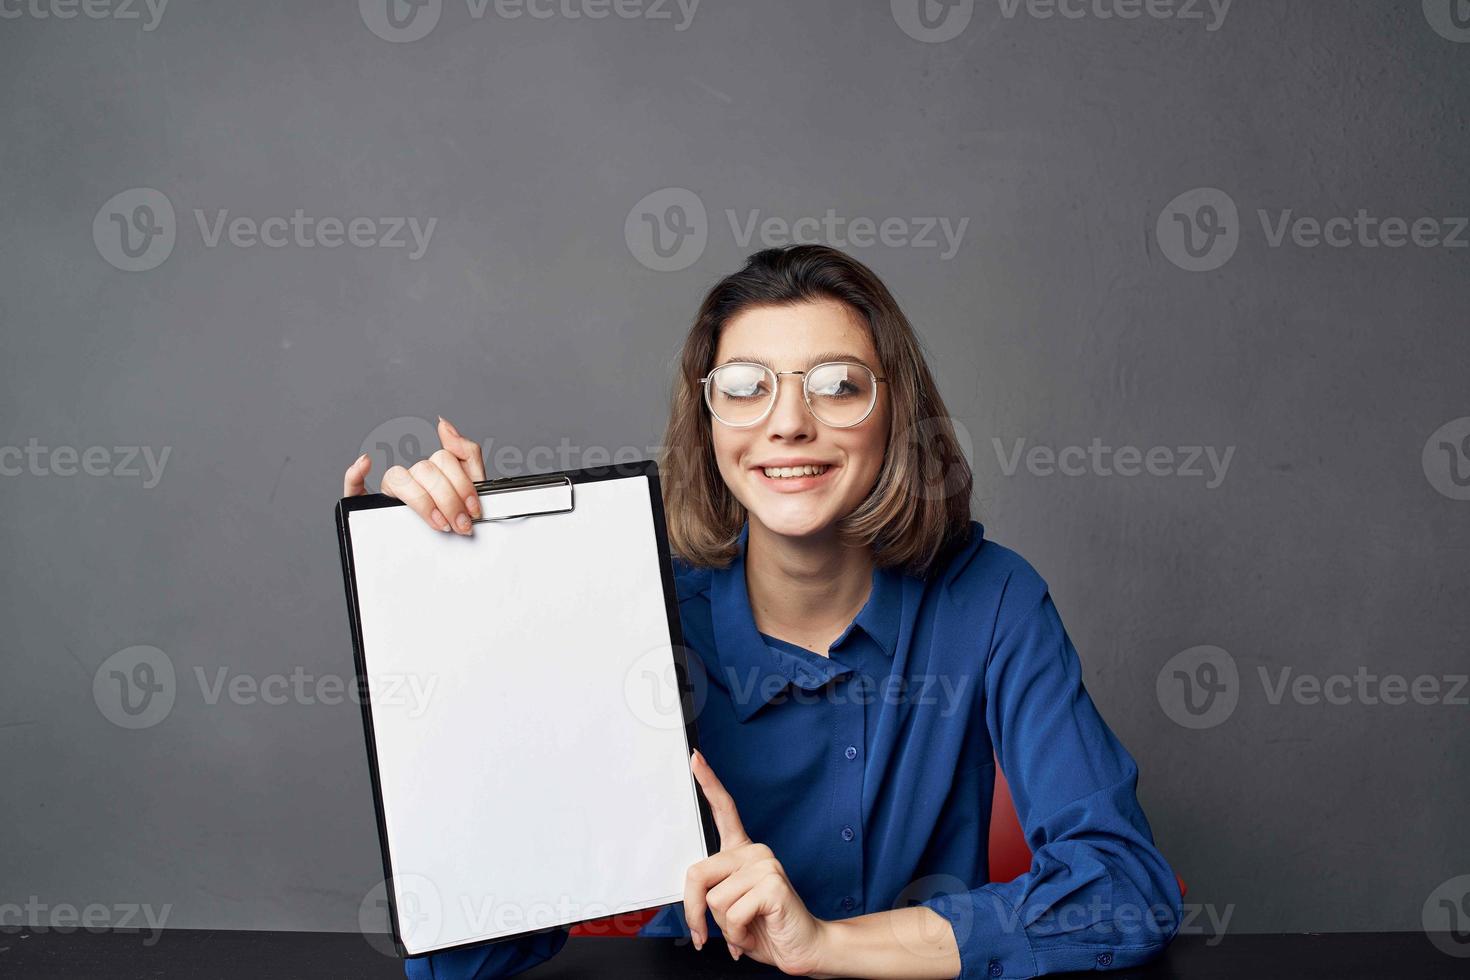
[{"xmin": 698, "ymin": 360, "xmax": 889, "ymax": 429}]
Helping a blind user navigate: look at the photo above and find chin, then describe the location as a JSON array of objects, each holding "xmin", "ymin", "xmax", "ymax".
[{"xmin": 746, "ymin": 503, "xmax": 840, "ymax": 540}]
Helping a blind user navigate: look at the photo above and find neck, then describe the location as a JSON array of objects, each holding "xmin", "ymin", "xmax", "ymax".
[{"xmin": 743, "ymin": 517, "xmax": 875, "ymax": 654}]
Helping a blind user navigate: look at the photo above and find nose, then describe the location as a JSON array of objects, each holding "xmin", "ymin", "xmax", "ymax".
[{"xmin": 765, "ymin": 373, "xmax": 817, "ymax": 441}]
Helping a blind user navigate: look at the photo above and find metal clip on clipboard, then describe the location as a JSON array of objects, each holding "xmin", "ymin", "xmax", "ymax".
[{"xmin": 471, "ymin": 474, "xmax": 575, "ymax": 524}]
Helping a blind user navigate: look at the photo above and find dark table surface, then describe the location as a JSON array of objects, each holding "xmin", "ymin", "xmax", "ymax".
[{"xmin": 2, "ymin": 929, "xmax": 1465, "ymax": 979}]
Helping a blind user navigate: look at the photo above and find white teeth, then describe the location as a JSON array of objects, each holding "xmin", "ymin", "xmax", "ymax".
[{"xmin": 762, "ymin": 464, "xmax": 829, "ymax": 479}]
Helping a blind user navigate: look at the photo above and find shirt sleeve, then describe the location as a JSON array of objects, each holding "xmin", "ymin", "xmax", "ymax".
[
  {"xmin": 920, "ymin": 578, "xmax": 1182, "ymax": 979},
  {"xmin": 401, "ymin": 927, "xmax": 570, "ymax": 980}
]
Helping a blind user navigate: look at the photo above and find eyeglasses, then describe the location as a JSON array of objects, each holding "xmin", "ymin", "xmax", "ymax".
[{"xmin": 698, "ymin": 360, "xmax": 888, "ymax": 429}]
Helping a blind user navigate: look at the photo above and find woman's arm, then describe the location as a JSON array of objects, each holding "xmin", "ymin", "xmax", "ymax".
[
  {"xmin": 911, "ymin": 571, "xmax": 1183, "ymax": 979},
  {"xmin": 808, "ymin": 906, "xmax": 962, "ymax": 979}
]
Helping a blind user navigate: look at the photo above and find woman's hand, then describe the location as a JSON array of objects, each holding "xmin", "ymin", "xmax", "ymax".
[
  {"xmin": 342, "ymin": 417, "xmax": 485, "ymax": 535},
  {"xmin": 685, "ymin": 749, "xmax": 832, "ymax": 977}
]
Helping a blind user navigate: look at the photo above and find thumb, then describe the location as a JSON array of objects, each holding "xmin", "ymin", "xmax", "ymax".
[
  {"xmin": 343, "ymin": 453, "xmax": 371, "ymax": 497},
  {"xmin": 438, "ymin": 416, "xmax": 486, "ymax": 482}
]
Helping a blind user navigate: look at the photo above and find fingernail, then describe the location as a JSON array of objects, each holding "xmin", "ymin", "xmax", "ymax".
[
  {"xmin": 465, "ymin": 495, "xmax": 482, "ymax": 519},
  {"xmin": 455, "ymin": 513, "xmax": 472, "ymax": 534},
  {"xmin": 430, "ymin": 509, "xmax": 450, "ymax": 532},
  {"xmin": 355, "ymin": 452, "xmax": 368, "ymax": 465}
]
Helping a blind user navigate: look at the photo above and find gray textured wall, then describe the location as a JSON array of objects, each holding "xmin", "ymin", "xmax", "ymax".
[{"xmin": 2, "ymin": 0, "xmax": 1467, "ymax": 946}]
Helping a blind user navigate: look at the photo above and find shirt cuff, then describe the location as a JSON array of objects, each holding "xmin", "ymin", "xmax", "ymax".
[{"xmin": 921, "ymin": 887, "xmax": 1038, "ymax": 980}]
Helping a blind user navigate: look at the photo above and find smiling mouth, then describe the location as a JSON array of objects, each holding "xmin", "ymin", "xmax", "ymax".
[{"xmin": 759, "ymin": 464, "xmax": 832, "ymax": 479}]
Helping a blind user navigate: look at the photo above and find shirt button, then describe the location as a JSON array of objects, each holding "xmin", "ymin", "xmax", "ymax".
[
  {"xmin": 1096, "ymin": 951, "xmax": 1113, "ymax": 967},
  {"xmin": 840, "ymin": 825, "xmax": 855, "ymax": 842},
  {"xmin": 841, "ymin": 897, "xmax": 856, "ymax": 911},
  {"xmin": 844, "ymin": 745, "xmax": 857, "ymax": 760},
  {"xmin": 987, "ymin": 960, "xmax": 1003, "ymax": 977}
]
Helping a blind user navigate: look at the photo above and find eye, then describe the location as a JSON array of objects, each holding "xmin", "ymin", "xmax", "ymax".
[
  {"xmin": 722, "ymin": 379, "xmax": 767, "ymax": 398},
  {"xmin": 711, "ymin": 364, "xmax": 770, "ymax": 399},
  {"xmin": 811, "ymin": 378, "xmax": 859, "ymax": 397}
]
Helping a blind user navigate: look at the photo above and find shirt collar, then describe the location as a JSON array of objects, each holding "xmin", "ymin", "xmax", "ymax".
[{"xmin": 710, "ymin": 520, "xmax": 907, "ymax": 724}]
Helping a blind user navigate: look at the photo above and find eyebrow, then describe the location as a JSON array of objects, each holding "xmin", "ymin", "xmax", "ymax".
[{"xmin": 718, "ymin": 351, "xmax": 876, "ymax": 372}]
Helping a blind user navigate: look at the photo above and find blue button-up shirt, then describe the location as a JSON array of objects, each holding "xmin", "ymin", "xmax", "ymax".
[{"xmin": 406, "ymin": 520, "xmax": 1181, "ymax": 980}]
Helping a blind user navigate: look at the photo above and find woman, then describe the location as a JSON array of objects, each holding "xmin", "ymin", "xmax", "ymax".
[{"xmin": 342, "ymin": 245, "xmax": 1182, "ymax": 979}]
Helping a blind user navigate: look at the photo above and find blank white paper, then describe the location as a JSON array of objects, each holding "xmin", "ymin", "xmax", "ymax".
[{"xmin": 346, "ymin": 474, "xmax": 708, "ymax": 955}]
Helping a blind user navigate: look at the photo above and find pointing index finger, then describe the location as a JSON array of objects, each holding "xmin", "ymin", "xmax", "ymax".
[{"xmin": 690, "ymin": 749, "xmax": 750, "ymax": 851}]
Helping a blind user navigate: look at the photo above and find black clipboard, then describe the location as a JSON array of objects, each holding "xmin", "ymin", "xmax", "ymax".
[{"xmin": 336, "ymin": 459, "xmax": 718, "ymax": 958}]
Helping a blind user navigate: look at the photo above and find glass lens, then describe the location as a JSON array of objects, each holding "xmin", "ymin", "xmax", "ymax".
[
  {"xmin": 805, "ymin": 362, "xmax": 876, "ymax": 426},
  {"xmin": 706, "ymin": 363, "xmax": 774, "ymax": 425}
]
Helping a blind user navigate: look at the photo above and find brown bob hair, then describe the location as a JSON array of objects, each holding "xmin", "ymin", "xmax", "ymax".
[{"xmin": 658, "ymin": 245, "xmax": 974, "ymax": 579}]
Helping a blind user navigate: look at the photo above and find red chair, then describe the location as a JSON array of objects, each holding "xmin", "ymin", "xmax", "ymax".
[{"xmin": 571, "ymin": 763, "xmax": 1183, "ymax": 937}]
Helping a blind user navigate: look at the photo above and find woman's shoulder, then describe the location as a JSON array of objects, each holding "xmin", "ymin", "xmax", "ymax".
[
  {"xmin": 931, "ymin": 519, "xmax": 1051, "ymax": 616},
  {"xmin": 669, "ymin": 553, "xmax": 714, "ymax": 604}
]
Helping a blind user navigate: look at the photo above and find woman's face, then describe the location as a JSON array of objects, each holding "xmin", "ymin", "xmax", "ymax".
[{"xmin": 709, "ymin": 299, "xmax": 891, "ymax": 541}]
